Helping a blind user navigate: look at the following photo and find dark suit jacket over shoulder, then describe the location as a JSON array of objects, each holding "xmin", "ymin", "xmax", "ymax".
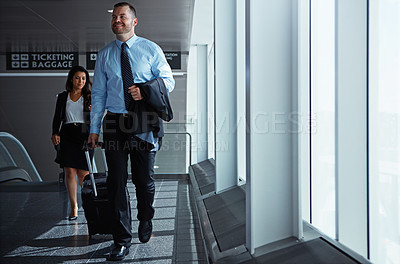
[{"xmin": 137, "ymin": 78, "xmax": 173, "ymax": 122}]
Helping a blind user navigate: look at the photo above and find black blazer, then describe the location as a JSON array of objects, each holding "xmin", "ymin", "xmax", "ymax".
[
  {"xmin": 52, "ymin": 91, "xmax": 91, "ymax": 135},
  {"xmin": 138, "ymin": 77, "xmax": 173, "ymax": 122},
  {"xmin": 125, "ymin": 78, "xmax": 173, "ymax": 138}
]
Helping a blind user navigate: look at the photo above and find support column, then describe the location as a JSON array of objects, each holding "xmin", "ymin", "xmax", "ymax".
[
  {"xmin": 237, "ymin": 0, "xmax": 247, "ymax": 181},
  {"xmin": 215, "ymin": 0, "xmax": 237, "ymax": 192},
  {"xmin": 246, "ymin": 0, "xmax": 300, "ymax": 254},
  {"xmin": 197, "ymin": 45, "xmax": 208, "ymax": 162}
]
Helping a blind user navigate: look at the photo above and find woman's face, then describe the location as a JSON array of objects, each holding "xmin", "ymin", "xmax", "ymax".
[{"xmin": 72, "ymin": 71, "xmax": 86, "ymax": 90}]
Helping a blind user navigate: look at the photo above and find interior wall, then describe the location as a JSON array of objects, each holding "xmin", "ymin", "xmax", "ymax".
[{"xmin": 0, "ymin": 76, "xmax": 66, "ymax": 181}]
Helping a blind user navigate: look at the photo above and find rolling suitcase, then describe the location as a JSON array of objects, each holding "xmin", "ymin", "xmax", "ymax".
[{"xmin": 81, "ymin": 143, "xmax": 113, "ymax": 237}]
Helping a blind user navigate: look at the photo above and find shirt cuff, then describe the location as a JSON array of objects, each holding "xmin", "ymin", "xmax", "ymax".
[{"xmin": 90, "ymin": 127, "xmax": 101, "ymax": 135}]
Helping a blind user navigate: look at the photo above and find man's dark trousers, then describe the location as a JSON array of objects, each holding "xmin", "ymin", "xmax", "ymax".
[{"xmin": 103, "ymin": 112, "xmax": 156, "ymax": 247}]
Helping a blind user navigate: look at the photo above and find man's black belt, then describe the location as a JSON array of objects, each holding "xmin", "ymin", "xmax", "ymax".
[{"xmin": 107, "ymin": 111, "xmax": 130, "ymax": 118}]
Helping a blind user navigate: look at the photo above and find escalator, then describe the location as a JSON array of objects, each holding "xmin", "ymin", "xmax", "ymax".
[{"xmin": 0, "ymin": 132, "xmax": 42, "ymax": 184}]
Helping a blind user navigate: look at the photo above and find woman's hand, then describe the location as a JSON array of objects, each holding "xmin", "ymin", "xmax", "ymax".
[{"xmin": 51, "ymin": 134, "xmax": 60, "ymax": 145}]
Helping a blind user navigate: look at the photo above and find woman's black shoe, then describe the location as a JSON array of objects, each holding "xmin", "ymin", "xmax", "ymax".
[{"xmin": 68, "ymin": 215, "xmax": 78, "ymax": 221}]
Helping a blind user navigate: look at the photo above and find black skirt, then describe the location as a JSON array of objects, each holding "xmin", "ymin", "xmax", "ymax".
[{"xmin": 57, "ymin": 123, "xmax": 93, "ymax": 171}]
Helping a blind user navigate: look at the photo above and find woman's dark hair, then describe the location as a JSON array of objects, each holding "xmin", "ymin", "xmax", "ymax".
[{"xmin": 65, "ymin": 65, "xmax": 92, "ymax": 107}]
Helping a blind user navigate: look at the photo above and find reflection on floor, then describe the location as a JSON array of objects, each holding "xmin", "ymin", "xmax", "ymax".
[{"xmin": 0, "ymin": 177, "xmax": 207, "ymax": 263}]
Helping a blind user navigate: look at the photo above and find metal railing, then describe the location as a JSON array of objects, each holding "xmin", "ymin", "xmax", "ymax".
[{"xmin": 92, "ymin": 123, "xmax": 193, "ymax": 175}]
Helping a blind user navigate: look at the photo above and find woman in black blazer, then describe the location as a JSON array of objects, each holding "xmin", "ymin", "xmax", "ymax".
[{"xmin": 51, "ymin": 65, "xmax": 92, "ymax": 220}]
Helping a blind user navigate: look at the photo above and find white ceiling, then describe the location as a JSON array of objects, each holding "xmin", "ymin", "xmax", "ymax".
[{"xmin": 0, "ymin": 0, "xmax": 194, "ymax": 53}]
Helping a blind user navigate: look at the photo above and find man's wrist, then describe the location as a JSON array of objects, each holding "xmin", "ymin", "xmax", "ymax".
[{"xmin": 90, "ymin": 128, "xmax": 101, "ymax": 134}]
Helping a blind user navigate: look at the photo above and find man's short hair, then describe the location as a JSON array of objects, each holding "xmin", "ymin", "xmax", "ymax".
[{"xmin": 114, "ymin": 2, "xmax": 137, "ymax": 18}]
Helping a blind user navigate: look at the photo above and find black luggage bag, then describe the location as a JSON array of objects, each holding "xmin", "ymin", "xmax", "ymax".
[{"xmin": 81, "ymin": 144, "xmax": 113, "ymax": 237}]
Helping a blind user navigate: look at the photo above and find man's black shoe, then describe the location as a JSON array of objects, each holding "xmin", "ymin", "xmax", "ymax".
[
  {"xmin": 107, "ymin": 245, "xmax": 129, "ymax": 261},
  {"xmin": 138, "ymin": 220, "xmax": 152, "ymax": 243}
]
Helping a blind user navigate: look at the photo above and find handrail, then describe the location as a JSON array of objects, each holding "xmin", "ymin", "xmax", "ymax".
[
  {"xmin": 163, "ymin": 122, "xmax": 195, "ymax": 125},
  {"xmin": 0, "ymin": 141, "xmax": 18, "ymax": 167},
  {"xmin": 0, "ymin": 132, "xmax": 42, "ymax": 182},
  {"xmin": 163, "ymin": 132, "xmax": 192, "ymax": 166}
]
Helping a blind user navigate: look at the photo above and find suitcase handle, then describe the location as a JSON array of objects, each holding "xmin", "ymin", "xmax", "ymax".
[
  {"xmin": 84, "ymin": 150, "xmax": 97, "ymax": 197},
  {"xmin": 83, "ymin": 141, "xmax": 107, "ymax": 198},
  {"xmin": 83, "ymin": 142, "xmax": 103, "ymax": 150},
  {"xmin": 83, "ymin": 142, "xmax": 108, "ymax": 175}
]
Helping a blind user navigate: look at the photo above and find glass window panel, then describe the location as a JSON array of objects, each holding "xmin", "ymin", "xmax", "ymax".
[
  {"xmin": 369, "ymin": 0, "xmax": 400, "ymax": 263},
  {"xmin": 310, "ymin": 0, "xmax": 336, "ymax": 238}
]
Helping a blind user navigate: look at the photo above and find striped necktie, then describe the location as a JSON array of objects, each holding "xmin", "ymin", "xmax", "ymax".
[{"xmin": 121, "ymin": 42, "xmax": 134, "ymax": 110}]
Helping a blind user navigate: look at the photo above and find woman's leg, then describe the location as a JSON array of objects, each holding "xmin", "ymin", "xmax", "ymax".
[
  {"xmin": 64, "ymin": 167, "xmax": 78, "ymax": 217},
  {"xmin": 77, "ymin": 169, "xmax": 89, "ymax": 187}
]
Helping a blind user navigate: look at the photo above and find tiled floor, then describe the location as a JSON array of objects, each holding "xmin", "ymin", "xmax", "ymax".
[{"xmin": 0, "ymin": 178, "xmax": 208, "ymax": 263}]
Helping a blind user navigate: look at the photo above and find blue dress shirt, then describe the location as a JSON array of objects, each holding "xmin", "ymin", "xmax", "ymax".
[{"xmin": 90, "ymin": 35, "xmax": 175, "ymax": 150}]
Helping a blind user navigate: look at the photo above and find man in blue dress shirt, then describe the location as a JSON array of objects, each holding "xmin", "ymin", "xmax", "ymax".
[{"xmin": 88, "ymin": 2, "xmax": 174, "ymax": 261}]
